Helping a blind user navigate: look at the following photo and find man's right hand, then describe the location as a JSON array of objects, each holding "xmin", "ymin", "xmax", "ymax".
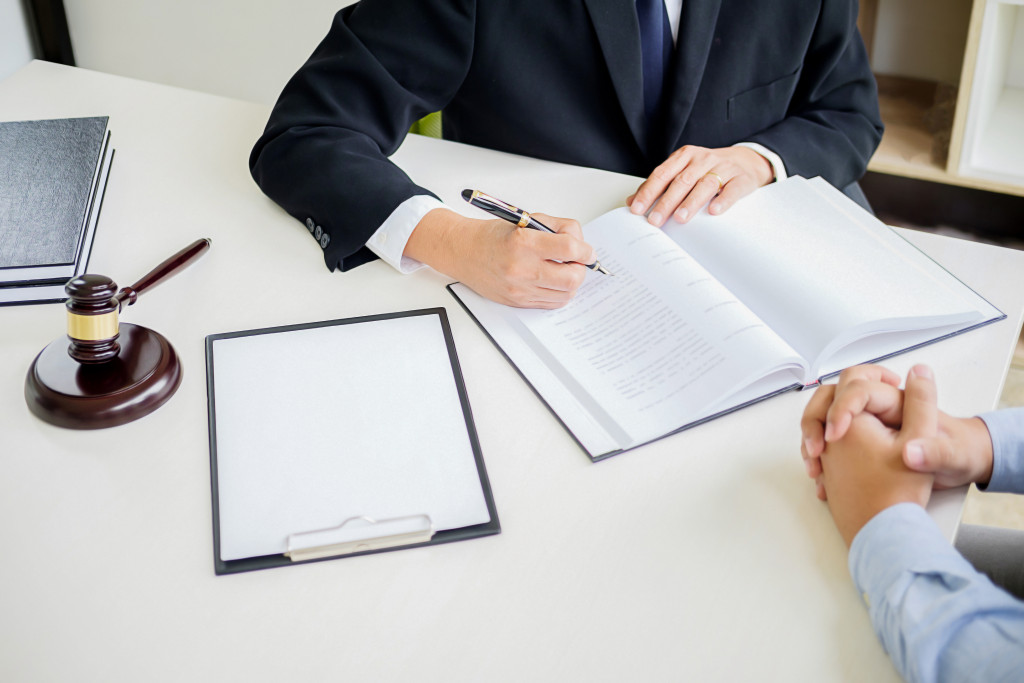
[
  {"xmin": 815, "ymin": 378, "xmax": 937, "ymax": 548},
  {"xmin": 800, "ymin": 364, "xmax": 996, "ymax": 497},
  {"xmin": 404, "ymin": 208, "xmax": 596, "ymax": 309}
]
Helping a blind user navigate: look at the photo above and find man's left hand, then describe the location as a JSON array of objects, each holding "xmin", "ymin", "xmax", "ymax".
[{"xmin": 627, "ymin": 145, "xmax": 774, "ymax": 227}]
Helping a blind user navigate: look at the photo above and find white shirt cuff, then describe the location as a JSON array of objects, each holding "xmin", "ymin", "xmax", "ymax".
[
  {"xmin": 366, "ymin": 195, "xmax": 446, "ymax": 274},
  {"xmin": 733, "ymin": 142, "xmax": 787, "ymax": 182}
]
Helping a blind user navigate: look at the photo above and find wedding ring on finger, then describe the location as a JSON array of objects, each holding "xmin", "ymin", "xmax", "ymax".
[{"xmin": 704, "ymin": 171, "xmax": 724, "ymax": 192}]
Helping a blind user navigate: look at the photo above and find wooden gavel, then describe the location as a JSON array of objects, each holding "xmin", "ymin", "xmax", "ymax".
[
  {"xmin": 25, "ymin": 238, "xmax": 212, "ymax": 429},
  {"xmin": 64, "ymin": 238, "xmax": 211, "ymax": 364}
]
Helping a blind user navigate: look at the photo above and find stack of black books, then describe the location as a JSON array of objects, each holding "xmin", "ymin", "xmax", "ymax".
[{"xmin": 0, "ymin": 116, "xmax": 114, "ymax": 306}]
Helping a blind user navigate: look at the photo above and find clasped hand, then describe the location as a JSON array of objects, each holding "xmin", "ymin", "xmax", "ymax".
[{"xmin": 799, "ymin": 364, "xmax": 995, "ymax": 547}]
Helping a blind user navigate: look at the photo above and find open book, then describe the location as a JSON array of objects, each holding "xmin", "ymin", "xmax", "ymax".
[{"xmin": 448, "ymin": 177, "xmax": 1004, "ymax": 461}]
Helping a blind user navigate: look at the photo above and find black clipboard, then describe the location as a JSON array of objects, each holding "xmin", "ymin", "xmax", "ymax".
[{"xmin": 205, "ymin": 308, "xmax": 500, "ymax": 575}]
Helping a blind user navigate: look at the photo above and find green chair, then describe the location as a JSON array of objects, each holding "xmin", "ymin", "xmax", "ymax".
[{"xmin": 409, "ymin": 111, "xmax": 442, "ymax": 138}]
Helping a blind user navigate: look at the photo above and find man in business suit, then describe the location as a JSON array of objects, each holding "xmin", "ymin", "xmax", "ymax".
[{"xmin": 250, "ymin": 0, "xmax": 882, "ymax": 308}]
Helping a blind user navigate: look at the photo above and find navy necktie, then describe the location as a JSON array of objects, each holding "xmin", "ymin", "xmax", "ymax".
[{"xmin": 636, "ymin": 0, "xmax": 674, "ymax": 130}]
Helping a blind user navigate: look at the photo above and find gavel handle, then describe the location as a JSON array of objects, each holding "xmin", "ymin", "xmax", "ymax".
[{"xmin": 115, "ymin": 238, "xmax": 212, "ymax": 307}]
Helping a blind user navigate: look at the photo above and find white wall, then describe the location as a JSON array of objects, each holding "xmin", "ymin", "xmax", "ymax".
[
  {"xmin": 62, "ymin": 0, "xmax": 356, "ymax": 105},
  {"xmin": 871, "ymin": 0, "xmax": 973, "ymax": 84},
  {"xmin": 49, "ymin": 0, "xmax": 1007, "ymax": 103},
  {"xmin": 0, "ymin": 0, "xmax": 37, "ymax": 82}
]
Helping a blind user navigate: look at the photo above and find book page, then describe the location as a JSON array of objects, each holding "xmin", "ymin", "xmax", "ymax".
[
  {"xmin": 661, "ymin": 177, "xmax": 992, "ymax": 377},
  {"xmin": 450, "ymin": 284, "xmax": 628, "ymax": 457},
  {"xmin": 500, "ymin": 211, "xmax": 805, "ymax": 448}
]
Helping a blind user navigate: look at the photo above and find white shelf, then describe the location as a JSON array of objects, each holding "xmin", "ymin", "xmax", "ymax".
[
  {"xmin": 959, "ymin": 0, "xmax": 1024, "ymax": 186},
  {"xmin": 858, "ymin": 0, "xmax": 1024, "ymax": 196},
  {"xmin": 967, "ymin": 85, "xmax": 1024, "ymax": 182}
]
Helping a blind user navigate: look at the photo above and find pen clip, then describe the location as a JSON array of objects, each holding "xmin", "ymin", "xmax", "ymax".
[
  {"xmin": 473, "ymin": 190, "xmax": 522, "ymax": 216},
  {"xmin": 463, "ymin": 189, "xmax": 528, "ymax": 226}
]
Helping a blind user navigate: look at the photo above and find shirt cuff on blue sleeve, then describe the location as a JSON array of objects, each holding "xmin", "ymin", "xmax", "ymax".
[{"xmin": 978, "ymin": 408, "xmax": 1024, "ymax": 494}]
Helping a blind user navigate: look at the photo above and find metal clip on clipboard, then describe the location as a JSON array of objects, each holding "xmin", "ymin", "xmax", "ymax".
[{"xmin": 285, "ymin": 515, "xmax": 435, "ymax": 562}]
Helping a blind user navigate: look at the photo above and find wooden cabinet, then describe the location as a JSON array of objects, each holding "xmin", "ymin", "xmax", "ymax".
[{"xmin": 860, "ymin": 0, "xmax": 1024, "ymax": 197}]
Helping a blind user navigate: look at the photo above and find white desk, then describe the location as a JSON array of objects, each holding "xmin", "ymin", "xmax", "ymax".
[{"xmin": 2, "ymin": 61, "xmax": 1023, "ymax": 682}]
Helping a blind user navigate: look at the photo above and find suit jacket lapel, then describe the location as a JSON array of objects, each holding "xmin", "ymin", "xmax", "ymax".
[
  {"xmin": 582, "ymin": 0, "xmax": 647, "ymax": 155},
  {"xmin": 664, "ymin": 0, "xmax": 723, "ymax": 154}
]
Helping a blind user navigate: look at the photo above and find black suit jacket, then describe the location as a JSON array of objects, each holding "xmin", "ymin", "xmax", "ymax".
[{"xmin": 250, "ymin": 0, "xmax": 883, "ymax": 271}]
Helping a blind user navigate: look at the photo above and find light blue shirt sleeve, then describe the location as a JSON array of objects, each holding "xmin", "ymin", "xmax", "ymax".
[
  {"xmin": 849, "ymin": 408, "xmax": 1024, "ymax": 682},
  {"xmin": 850, "ymin": 504, "xmax": 1024, "ymax": 683},
  {"xmin": 979, "ymin": 407, "xmax": 1024, "ymax": 494}
]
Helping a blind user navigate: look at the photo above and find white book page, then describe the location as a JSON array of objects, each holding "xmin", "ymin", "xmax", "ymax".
[
  {"xmin": 661, "ymin": 177, "xmax": 989, "ymax": 376},
  {"xmin": 451, "ymin": 283, "xmax": 626, "ymax": 457},
  {"xmin": 505, "ymin": 210, "xmax": 805, "ymax": 447},
  {"xmin": 211, "ymin": 314, "xmax": 491, "ymax": 562},
  {"xmin": 808, "ymin": 177, "xmax": 1001, "ymax": 323}
]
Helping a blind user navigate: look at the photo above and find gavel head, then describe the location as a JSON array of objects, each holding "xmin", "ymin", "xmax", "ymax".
[{"xmin": 65, "ymin": 274, "xmax": 121, "ymax": 364}]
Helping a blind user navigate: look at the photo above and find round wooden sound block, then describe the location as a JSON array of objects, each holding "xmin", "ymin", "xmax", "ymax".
[{"xmin": 25, "ymin": 323, "xmax": 182, "ymax": 429}]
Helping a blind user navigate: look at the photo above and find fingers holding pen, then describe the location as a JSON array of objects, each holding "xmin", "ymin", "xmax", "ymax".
[
  {"xmin": 406, "ymin": 208, "xmax": 593, "ymax": 309},
  {"xmin": 508, "ymin": 272, "xmax": 588, "ymax": 310},
  {"xmin": 533, "ymin": 213, "xmax": 584, "ymax": 240},
  {"xmin": 460, "ymin": 192, "xmax": 608, "ymax": 276},
  {"xmin": 529, "ymin": 213, "xmax": 597, "ymax": 268},
  {"xmin": 489, "ymin": 220, "xmax": 591, "ymax": 308}
]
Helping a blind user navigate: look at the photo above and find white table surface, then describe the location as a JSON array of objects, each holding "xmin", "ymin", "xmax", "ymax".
[{"xmin": 2, "ymin": 61, "xmax": 1024, "ymax": 683}]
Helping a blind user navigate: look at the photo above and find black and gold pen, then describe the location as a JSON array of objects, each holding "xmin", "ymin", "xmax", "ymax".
[{"xmin": 461, "ymin": 189, "xmax": 613, "ymax": 276}]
